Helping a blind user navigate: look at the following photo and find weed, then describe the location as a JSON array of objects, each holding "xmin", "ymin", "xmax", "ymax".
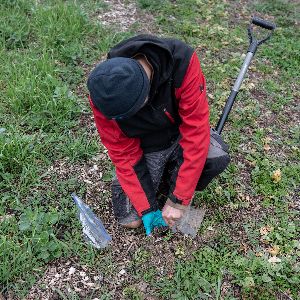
[{"xmin": 123, "ymin": 286, "xmax": 143, "ymax": 300}]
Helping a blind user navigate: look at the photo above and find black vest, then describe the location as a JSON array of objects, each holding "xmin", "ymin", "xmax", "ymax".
[{"xmin": 108, "ymin": 35, "xmax": 194, "ymax": 153}]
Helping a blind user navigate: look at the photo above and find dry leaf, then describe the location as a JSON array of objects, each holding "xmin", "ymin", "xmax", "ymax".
[
  {"xmin": 83, "ymin": 179, "xmax": 93, "ymax": 184},
  {"xmin": 255, "ymin": 252, "xmax": 263, "ymax": 257},
  {"xmin": 264, "ymin": 137, "xmax": 272, "ymax": 143},
  {"xmin": 246, "ymin": 82, "xmax": 255, "ymax": 90},
  {"xmin": 119, "ymin": 269, "xmax": 126, "ymax": 276},
  {"xmin": 267, "ymin": 245, "xmax": 280, "ymax": 256},
  {"xmin": 92, "ymin": 164, "xmax": 99, "ymax": 171},
  {"xmin": 271, "ymin": 169, "xmax": 281, "ymax": 183},
  {"xmin": 84, "ymin": 282, "xmax": 95, "ymax": 287},
  {"xmin": 260, "ymin": 225, "xmax": 273, "ymax": 235},
  {"xmin": 208, "ymin": 93, "xmax": 214, "ymax": 100},
  {"xmin": 215, "ymin": 186, "xmax": 222, "ymax": 195},
  {"xmin": 240, "ymin": 243, "xmax": 248, "ymax": 253},
  {"xmin": 68, "ymin": 267, "xmax": 76, "ymax": 276},
  {"xmin": 264, "ymin": 144, "xmax": 271, "ymax": 151},
  {"xmin": 268, "ymin": 256, "xmax": 281, "ymax": 263},
  {"xmin": 0, "ymin": 214, "xmax": 14, "ymax": 223}
]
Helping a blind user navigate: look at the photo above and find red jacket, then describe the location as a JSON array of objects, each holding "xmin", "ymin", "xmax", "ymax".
[{"xmin": 89, "ymin": 35, "xmax": 210, "ymax": 216}]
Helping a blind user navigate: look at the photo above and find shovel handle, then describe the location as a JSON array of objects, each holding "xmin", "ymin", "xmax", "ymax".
[
  {"xmin": 252, "ymin": 17, "xmax": 276, "ymax": 30},
  {"xmin": 216, "ymin": 17, "xmax": 276, "ymax": 134},
  {"xmin": 248, "ymin": 17, "xmax": 276, "ymax": 50}
]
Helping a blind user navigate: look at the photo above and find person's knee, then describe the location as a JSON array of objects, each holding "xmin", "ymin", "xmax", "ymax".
[
  {"xmin": 205, "ymin": 154, "xmax": 230, "ymax": 175},
  {"xmin": 216, "ymin": 154, "xmax": 230, "ymax": 173},
  {"xmin": 207, "ymin": 130, "xmax": 230, "ymax": 174},
  {"xmin": 122, "ymin": 219, "xmax": 142, "ymax": 229}
]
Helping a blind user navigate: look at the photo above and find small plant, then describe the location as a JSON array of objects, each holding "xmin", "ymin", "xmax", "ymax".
[
  {"xmin": 18, "ymin": 207, "xmax": 64, "ymax": 261},
  {"xmin": 123, "ymin": 286, "xmax": 143, "ymax": 300}
]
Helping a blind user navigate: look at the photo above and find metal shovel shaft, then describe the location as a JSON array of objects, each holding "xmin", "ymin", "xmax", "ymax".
[
  {"xmin": 215, "ymin": 16, "xmax": 276, "ymax": 135},
  {"xmin": 215, "ymin": 51, "xmax": 254, "ymax": 134}
]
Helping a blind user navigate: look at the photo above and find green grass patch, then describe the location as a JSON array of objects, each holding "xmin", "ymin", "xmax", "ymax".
[
  {"xmin": 0, "ymin": 0, "xmax": 130, "ymax": 296},
  {"xmin": 158, "ymin": 245, "xmax": 300, "ymax": 299}
]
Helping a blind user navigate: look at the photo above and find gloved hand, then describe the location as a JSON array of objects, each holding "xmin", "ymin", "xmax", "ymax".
[{"xmin": 141, "ymin": 209, "xmax": 168, "ymax": 235}]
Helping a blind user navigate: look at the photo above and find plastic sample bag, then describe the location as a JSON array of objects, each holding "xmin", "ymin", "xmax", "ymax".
[{"xmin": 71, "ymin": 193, "xmax": 111, "ymax": 249}]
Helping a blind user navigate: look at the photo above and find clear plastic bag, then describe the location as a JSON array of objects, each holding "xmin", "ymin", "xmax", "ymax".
[{"xmin": 71, "ymin": 193, "xmax": 111, "ymax": 249}]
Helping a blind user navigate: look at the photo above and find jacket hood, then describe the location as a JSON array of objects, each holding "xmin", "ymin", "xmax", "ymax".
[{"xmin": 107, "ymin": 35, "xmax": 174, "ymax": 95}]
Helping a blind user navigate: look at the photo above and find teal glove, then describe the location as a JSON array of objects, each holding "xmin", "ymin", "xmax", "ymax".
[{"xmin": 142, "ymin": 210, "xmax": 168, "ymax": 236}]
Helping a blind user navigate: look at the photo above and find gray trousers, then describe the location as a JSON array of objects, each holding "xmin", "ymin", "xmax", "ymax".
[{"xmin": 111, "ymin": 129, "xmax": 230, "ymax": 224}]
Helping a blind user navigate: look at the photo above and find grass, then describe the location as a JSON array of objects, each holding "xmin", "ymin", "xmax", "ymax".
[{"xmin": 0, "ymin": 0, "xmax": 299, "ymax": 299}]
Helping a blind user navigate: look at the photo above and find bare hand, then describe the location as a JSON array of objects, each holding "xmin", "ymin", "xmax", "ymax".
[{"xmin": 162, "ymin": 203, "xmax": 184, "ymax": 227}]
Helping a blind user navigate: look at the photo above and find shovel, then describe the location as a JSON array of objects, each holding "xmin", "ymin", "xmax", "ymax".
[
  {"xmin": 174, "ymin": 17, "xmax": 276, "ymax": 237},
  {"xmin": 216, "ymin": 16, "xmax": 276, "ymax": 134}
]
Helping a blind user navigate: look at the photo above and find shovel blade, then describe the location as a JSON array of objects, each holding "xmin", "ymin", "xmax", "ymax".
[{"xmin": 172, "ymin": 206, "xmax": 206, "ymax": 238}]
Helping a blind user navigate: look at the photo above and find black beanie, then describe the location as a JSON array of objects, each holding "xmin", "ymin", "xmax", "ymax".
[{"xmin": 87, "ymin": 57, "xmax": 150, "ymax": 120}]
